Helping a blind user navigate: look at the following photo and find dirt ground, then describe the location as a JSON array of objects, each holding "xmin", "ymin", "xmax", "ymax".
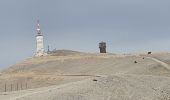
[{"xmin": 1, "ymin": 51, "xmax": 170, "ymax": 100}]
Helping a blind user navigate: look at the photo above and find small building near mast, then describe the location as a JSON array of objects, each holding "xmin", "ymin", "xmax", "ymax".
[
  {"xmin": 35, "ymin": 20, "xmax": 46, "ymax": 57},
  {"xmin": 99, "ymin": 42, "xmax": 107, "ymax": 53}
]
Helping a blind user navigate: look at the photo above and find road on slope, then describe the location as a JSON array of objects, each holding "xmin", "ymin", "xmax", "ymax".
[{"xmin": 146, "ymin": 57, "xmax": 170, "ymax": 70}]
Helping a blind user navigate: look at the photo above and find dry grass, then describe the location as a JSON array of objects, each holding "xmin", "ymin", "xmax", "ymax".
[{"xmin": 1, "ymin": 51, "xmax": 170, "ymax": 100}]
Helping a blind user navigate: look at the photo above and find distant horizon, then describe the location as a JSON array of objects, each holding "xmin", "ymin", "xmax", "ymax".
[{"xmin": 1, "ymin": 48, "xmax": 170, "ymax": 71}]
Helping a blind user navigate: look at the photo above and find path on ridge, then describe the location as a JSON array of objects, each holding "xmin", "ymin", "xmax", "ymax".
[{"xmin": 146, "ymin": 57, "xmax": 170, "ymax": 70}]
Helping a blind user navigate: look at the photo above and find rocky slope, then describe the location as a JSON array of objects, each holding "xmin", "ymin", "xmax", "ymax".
[{"xmin": 1, "ymin": 51, "xmax": 170, "ymax": 100}]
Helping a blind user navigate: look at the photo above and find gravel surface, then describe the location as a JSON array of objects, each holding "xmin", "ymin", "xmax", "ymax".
[{"xmin": 1, "ymin": 52, "xmax": 170, "ymax": 100}]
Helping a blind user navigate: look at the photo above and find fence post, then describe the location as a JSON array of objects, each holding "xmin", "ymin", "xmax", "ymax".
[
  {"xmin": 5, "ymin": 83, "xmax": 6, "ymax": 92},
  {"xmin": 17, "ymin": 83, "xmax": 18, "ymax": 91},
  {"xmin": 21, "ymin": 83, "xmax": 22, "ymax": 90},
  {"xmin": 26, "ymin": 83, "xmax": 27, "ymax": 89},
  {"xmin": 11, "ymin": 84, "xmax": 13, "ymax": 91}
]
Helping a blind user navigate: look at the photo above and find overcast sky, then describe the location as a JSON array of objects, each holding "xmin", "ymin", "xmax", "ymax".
[{"xmin": 0, "ymin": 0, "xmax": 170, "ymax": 69}]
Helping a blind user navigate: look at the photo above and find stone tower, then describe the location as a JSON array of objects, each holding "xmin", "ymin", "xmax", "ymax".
[
  {"xmin": 35, "ymin": 20, "xmax": 46, "ymax": 57},
  {"xmin": 99, "ymin": 42, "xmax": 106, "ymax": 53}
]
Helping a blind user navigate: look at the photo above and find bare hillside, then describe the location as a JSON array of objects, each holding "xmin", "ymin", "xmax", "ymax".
[{"xmin": 1, "ymin": 51, "xmax": 170, "ymax": 100}]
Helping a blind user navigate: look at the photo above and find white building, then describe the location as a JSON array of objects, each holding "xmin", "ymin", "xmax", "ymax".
[{"xmin": 35, "ymin": 20, "xmax": 46, "ymax": 57}]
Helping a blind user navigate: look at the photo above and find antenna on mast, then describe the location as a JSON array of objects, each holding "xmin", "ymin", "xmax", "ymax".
[
  {"xmin": 36, "ymin": 20, "xmax": 42, "ymax": 35},
  {"xmin": 48, "ymin": 45, "xmax": 50, "ymax": 53}
]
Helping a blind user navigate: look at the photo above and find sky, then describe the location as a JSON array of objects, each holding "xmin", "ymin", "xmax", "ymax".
[{"xmin": 0, "ymin": 0, "xmax": 170, "ymax": 69}]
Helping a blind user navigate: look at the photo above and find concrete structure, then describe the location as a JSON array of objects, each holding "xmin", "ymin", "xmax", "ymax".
[
  {"xmin": 35, "ymin": 20, "xmax": 46, "ymax": 57},
  {"xmin": 99, "ymin": 42, "xmax": 106, "ymax": 53}
]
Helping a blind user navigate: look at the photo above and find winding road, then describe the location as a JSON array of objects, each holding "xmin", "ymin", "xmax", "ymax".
[{"xmin": 146, "ymin": 57, "xmax": 170, "ymax": 70}]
